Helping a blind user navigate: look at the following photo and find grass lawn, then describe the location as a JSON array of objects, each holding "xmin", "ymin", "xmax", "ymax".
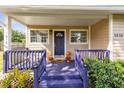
[{"xmin": 0, "ymin": 51, "xmax": 3, "ymax": 71}]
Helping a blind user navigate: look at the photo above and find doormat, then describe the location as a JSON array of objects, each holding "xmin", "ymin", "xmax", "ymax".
[{"xmin": 53, "ymin": 59, "xmax": 64, "ymax": 62}]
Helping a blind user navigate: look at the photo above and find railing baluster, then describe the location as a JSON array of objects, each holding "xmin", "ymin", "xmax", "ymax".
[
  {"xmin": 35, "ymin": 51, "xmax": 36, "ymax": 63},
  {"xmin": 3, "ymin": 51, "xmax": 7, "ymax": 73},
  {"xmin": 13, "ymin": 51, "xmax": 16, "ymax": 68},
  {"xmin": 19, "ymin": 51, "xmax": 21, "ymax": 69},
  {"xmin": 28, "ymin": 51, "xmax": 30, "ymax": 68},
  {"xmin": 94, "ymin": 51, "xmax": 96, "ymax": 59},
  {"xmin": 31, "ymin": 51, "xmax": 33, "ymax": 68},
  {"xmin": 25, "ymin": 51, "xmax": 27, "ymax": 69},
  {"xmin": 7, "ymin": 51, "xmax": 9, "ymax": 70},
  {"xmin": 37, "ymin": 51, "xmax": 39, "ymax": 63},
  {"xmin": 98, "ymin": 51, "xmax": 100, "ymax": 59},
  {"xmin": 32, "ymin": 51, "xmax": 34, "ymax": 67},
  {"xmin": 10, "ymin": 51, "xmax": 12, "ymax": 69},
  {"xmin": 17, "ymin": 51, "xmax": 19, "ymax": 68},
  {"xmin": 102, "ymin": 51, "xmax": 104, "ymax": 59},
  {"xmin": 23, "ymin": 51, "xmax": 25, "ymax": 69}
]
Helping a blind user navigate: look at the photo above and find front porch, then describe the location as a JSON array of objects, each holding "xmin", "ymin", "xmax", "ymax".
[{"xmin": 3, "ymin": 49, "xmax": 110, "ymax": 88}]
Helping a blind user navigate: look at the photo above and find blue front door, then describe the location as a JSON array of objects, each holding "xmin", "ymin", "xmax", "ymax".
[{"xmin": 54, "ymin": 31, "xmax": 65, "ymax": 55}]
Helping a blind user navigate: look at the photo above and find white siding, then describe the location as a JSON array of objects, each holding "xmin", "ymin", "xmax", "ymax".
[
  {"xmin": 113, "ymin": 14, "xmax": 124, "ymax": 60},
  {"xmin": 91, "ymin": 19, "xmax": 109, "ymax": 49}
]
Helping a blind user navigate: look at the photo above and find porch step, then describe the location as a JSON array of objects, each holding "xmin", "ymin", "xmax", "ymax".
[
  {"xmin": 40, "ymin": 75, "xmax": 83, "ymax": 88},
  {"xmin": 42, "ymin": 75, "xmax": 81, "ymax": 80},
  {"xmin": 41, "ymin": 83, "xmax": 83, "ymax": 88}
]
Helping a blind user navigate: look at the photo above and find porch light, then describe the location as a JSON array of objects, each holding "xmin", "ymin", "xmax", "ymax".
[{"xmin": 49, "ymin": 29, "xmax": 52, "ymax": 34}]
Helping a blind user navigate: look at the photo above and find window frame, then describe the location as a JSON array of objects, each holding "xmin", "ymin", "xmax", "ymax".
[
  {"xmin": 69, "ymin": 29, "xmax": 88, "ymax": 44},
  {"xmin": 29, "ymin": 29, "xmax": 49, "ymax": 44}
]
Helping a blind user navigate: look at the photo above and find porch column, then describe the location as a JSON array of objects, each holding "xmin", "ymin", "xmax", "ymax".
[
  {"xmin": 108, "ymin": 14, "xmax": 113, "ymax": 60},
  {"xmin": 88, "ymin": 26, "xmax": 91, "ymax": 49},
  {"xmin": 25, "ymin": 25, "xmax": 28, "ymax": 48},
  {"xmin": 3, "ymin": 15, "xmax": 12, "ymax": 51}
]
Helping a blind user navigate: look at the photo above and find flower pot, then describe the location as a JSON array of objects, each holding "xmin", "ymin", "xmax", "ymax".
[
  {"xmin": 65, "ymin": 51, "xmax": 71, "ymax": 63},
  {"xmin": 48, "ymin": 52, "xmax": 53, "ymax": 62}
]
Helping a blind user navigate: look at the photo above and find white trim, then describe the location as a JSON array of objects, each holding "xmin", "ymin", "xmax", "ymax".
[
  {"xmin": 25, "ymin": 26, "xmax": 28, "ymax": 48},
  {"xmin": 53, "ymin": 29, "xmax": 66, "ymax": 58},
  {"xmin": 69, "ymin": 29, "xmax": 89, "ymax": 44},
  {"xmin": 29, "ymin": 29, "xmax": 49, "ymax": 45},
  {"xmin": 88, "ymin": 26, "xmax": 91, "ymax": 49},
  {"xmin": 3, "ymin": 15, "xmax": 12, "ymax": 51},
  {"xmin": 108, "ymin": 14, "xmax": 113, "ymax": 60}
]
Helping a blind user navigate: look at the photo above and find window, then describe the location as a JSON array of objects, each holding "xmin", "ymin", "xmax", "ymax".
[
  {"xmin": 30, "ymin": 29, "xmax": 49, "ymax": 43},
  {"xmin": 70, "ymin": 30, "xmax": 88, "ymax": 44}
]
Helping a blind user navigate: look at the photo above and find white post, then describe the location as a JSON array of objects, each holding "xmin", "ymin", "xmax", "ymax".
[
  {"xmin": 108, "ymin": 14, "xmax": 113, "ymax": 60},
  {"xmin": 3, "ymin": 15, "xmax": 12, "ymax": 51},
  {"xmin": 88, "ymin": 26, "xmax": 91, "ymax": 49},
  {"xmin": 25, "ymin": 26, "xmax": 28, "ymax": 48}
]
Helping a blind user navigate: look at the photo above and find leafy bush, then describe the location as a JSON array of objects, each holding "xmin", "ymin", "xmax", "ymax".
[
  {"xmin": 0, "ymin": 69, "xmax": 33, "ymax": 88},
  {"xmin": 84, "ymin": 58, "xmax": 99, "ymax": 87},
  {"xmin": 84, "ymin": 58, "xmax": 124, "ymax": 88}
]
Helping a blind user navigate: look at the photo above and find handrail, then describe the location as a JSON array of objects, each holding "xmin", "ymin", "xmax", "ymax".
[
  {"xmin": 75, "ymin": 50, "xmax": 88, "ymax": 88},
  {"xmin": 33, "ymin": 50, "xmax": 46, "ymax": 88}
]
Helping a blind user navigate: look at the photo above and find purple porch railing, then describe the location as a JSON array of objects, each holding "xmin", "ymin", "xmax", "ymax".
[
  {"xmin": 75, "ymin": 49, "xmax": 110, "ymax": 88},
  {"xmin": 77, "ymin": 49, "xmax": 110, "ymax": 60},
  {"xmin": 3, "ymin": 50, "xmax": 46, "ymax": 73}
]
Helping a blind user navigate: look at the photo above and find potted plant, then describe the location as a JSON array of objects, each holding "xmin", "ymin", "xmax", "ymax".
[
  {"xmin": 48, "ymin": 52, "xmax": 53, "ymax": 62},
  {"xmin": 65, "ymin": 51, "xmax": 71, "ymax": 63}
]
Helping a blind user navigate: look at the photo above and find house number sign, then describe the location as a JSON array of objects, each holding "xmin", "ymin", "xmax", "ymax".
[
  {"xmin": 114, "ymin": 33, "xmax": 124, "ymax": 37},
  {"xmin": 114, "ymin": 33, "xmax": 124, "ymax": 39}
]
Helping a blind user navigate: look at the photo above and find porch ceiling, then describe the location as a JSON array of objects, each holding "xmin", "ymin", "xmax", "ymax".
[
  {"xmin": 10, "ymin": 15, "xmax": 107, "ymax": 26},
  {"xmin": 1, "ymin": 6, "xmax": 124, "ymax": 26}
]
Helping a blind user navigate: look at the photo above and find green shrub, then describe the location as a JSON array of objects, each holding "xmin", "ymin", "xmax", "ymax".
[
  {"xmin": 84, "ymin": 58, "xmax": 124, "ymax": 88},
  {"xmin": 84, "ymin": 58, "xmax": 99, "ymax": 87},
  {"xmin": 0, "ymin": 69, "xmax": 33, "ymax": 88}
]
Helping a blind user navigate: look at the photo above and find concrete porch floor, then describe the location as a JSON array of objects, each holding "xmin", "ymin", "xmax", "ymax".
[{"xmin": 45, "ymin": 60, "xmax": 79, "ymax": 76}]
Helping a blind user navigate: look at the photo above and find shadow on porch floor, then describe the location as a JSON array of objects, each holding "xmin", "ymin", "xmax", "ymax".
[{"xmin": 46, "ymin": 60, "xmax": 79, "ymax": 76}]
